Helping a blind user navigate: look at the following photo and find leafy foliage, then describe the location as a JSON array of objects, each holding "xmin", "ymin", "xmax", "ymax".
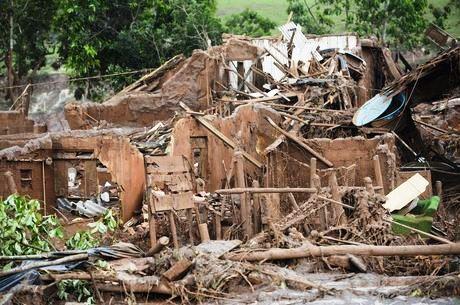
[
  {"xmin": 287, "ymin": 0, "xmax": 430, "ymax": 49},
  {"xmin": 352, "ymin": 0, "xmax": 428, "ymax": 49},
  {"xmin": 224, "ymin": 9, "xmax": 277, "ymax": 37},
  {"xmin": 287, "ymin": 0, "xmax": 334, "ymax": 34},
  {"xmin": 0, "ymin": 0, "xmax": 57, "ymax": 101},
  {"xmin": 57, "ymin": 279, "xmax": 95, "ymax": 304},
  {"xmin": 53, "ymin": 0, "xmax": 223, "ymax": 100},
  {"xmin": 0, "ymin": 195, "xmax": 63, "ymax": 256},
  {"xmin": 66, "ymin": 209, "xmax": 118, "ymax": 250},
  {"xmin": 60, "ymin": 209, "xmax": 118, "ymax": 305}
]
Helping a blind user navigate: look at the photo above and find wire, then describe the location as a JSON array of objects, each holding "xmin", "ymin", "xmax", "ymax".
[{"xmin": 0, "ymin": 68, "xmax": 155, "ymax": 91}]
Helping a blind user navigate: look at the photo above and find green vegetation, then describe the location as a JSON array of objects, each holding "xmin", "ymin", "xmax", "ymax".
[
  {"xmin": 217, "ymin": 0, "xmax": 289, "ymax": 25},
  {"xmin": 1, "ymin": 0, "xmax": 458, "ymax": 103},
  {"xmin": 0, "ymin": 195, "xmax": 63, "ymax": 256},
  {"xmin": 0, "ymin": 195, "xmax": 119, "ymax": 304},
  {"xmin": 224, "ymin": 9, "xmax": 277, "ymax": 37},
  {"xmin": 217, "ymin": 0, "xmax": 460, "ymax": 37}
]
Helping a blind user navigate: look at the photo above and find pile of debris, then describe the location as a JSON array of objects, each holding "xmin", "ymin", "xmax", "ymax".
[{"xmin": 0, "ymin": 22, "xmax": 460, "ymax": 304}]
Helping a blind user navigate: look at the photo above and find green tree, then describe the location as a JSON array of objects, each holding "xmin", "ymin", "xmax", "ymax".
[
  {"xmin": 287, "ymin": 0, "xmax": 429, "ymax": 49},
  {"xmin": 224, "ymin": 9, "xmax": 276, "ymax": 37},
  {"xmin": 53, "ymin": 0, "xmax": 223, "ymax": 100},
  {"xmin": 352, "ymin": 0, "xmax": 428, "ymax": 48},
  {"xmin": 0, "ymin": 0, "xmax": 57, "ymax": 103},
  {"xmin": 287, "ymin": 0, "xmax": 334, "ymax": 34}
]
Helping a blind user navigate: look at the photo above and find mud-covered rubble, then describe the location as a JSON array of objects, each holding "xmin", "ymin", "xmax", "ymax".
[{"xmin": 0, "ymin": 22, "xmax": 460, "ymax": 304}]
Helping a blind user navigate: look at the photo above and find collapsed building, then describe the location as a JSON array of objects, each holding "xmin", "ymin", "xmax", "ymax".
[{"xmin": 0, "ymin": 22, "xmax": 459, "ymax": 303}]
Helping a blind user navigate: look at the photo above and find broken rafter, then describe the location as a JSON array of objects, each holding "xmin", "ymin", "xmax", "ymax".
[
  {"xmin": 179, "ymin": 102, "xmax": 263, "ymax": 169},
  {"xmin": 265, "ymin": 116, "xmax": 333, "ymax": 167}
]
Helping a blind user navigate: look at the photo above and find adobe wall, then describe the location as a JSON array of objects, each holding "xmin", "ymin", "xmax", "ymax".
[
  {"xmin": 171, "ymin": 104, "xmax": 282, "ymax": 191},
  {"xmin": 0, "ymin": 160, "xmax": 55, "ymax": 209},
  {"xmin": 51, "ymin": 133, "xmax": 146, "ymax": 222},
  {"xmin": 0, "ymin": 111, "xmax": 37, "ymax": 135},
  {"xmin": 0, "ymin": 131, "xmax": 145, "ymax": 221},
  {"xmin": 65, "ymin": 39, "xmax": 263, "ymax": 130},
  {"xmin": 268, "ymin": 134, "xmax": 396, "ymax": 194}
]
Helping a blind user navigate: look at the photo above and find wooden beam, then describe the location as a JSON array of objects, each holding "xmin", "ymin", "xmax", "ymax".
[
  {"xmin": 265, "ymin": 116, "xmax": 333, "ymax": 167},
  {"xmin": 224, "ymin": 243, "xmax": 460, "ymax": 261},
  {"xmin": 179, "ymin": 102, "xmax": 262, "ymax": 169},
  {"xmin": 216, "ymin": 187, "xmax": 317, "ymax": 194}
]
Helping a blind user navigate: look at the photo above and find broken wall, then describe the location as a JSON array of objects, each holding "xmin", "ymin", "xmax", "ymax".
[
  {"xmin": 0, "ymin": 111, "xmax": 40, "ymax": 135},
  {"xmin": 267, "ymin": 134, "xmax": 396, "ymax": 197},
  {"xmin": 171, "ymin": 104, "xmax": 282, "ymax": 191},
  {"xmin": 0, "ymin": 130, "xmax": 145, "ymax": 221},
  {"xmin": 65, "ymin": 39, "xmax": 263, "ymax": 130}
]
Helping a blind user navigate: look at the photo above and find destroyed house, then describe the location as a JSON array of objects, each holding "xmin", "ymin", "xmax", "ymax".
[{"xmin": 1, "ymin": 21, "xmax": 460, "ymax": 303}]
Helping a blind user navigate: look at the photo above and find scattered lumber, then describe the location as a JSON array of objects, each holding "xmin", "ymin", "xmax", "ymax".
[{"xmin": 145, "ymin": 236, "xmax": 170, "ymax": 257}]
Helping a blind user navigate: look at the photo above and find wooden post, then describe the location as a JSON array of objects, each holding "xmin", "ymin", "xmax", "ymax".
[
  {"xmin": 4, "ymin": 171, "xmax": 17, "ymax": 194},
  {"xmin": 235, "ymin": 151, "xmax": 252, "ymax": 237},
  {"xmin": 310, "ymin": 158, "xmax": 317, "ymax": 187},
  {"xmin": 252, "ymin": 180, "xmax": 262, "ymax": 234},
  {"xmin": 288, "ymin": 192, "xmax": 300, "ymax": 210},
  {"xmin": 146, "ymin": 236, "xmax": 169, "ymax": 257},
  {"xmin": 215, "ymin": 211, "xmax": 222, "ymax": 240},
  {"xmin": 148, "ymin": 201, "xmax": 157, "ymax": 247},
  {"xmin": 372, "ymin": 155, "xmax": 384, "ymax": 194},
  {"xmin": 312, "ymin": 173, "xmax": 327, "ymax": 230},
  {"xmin": 435, "ymin": 180, "xmax": 443, "ymax": 202},
  {"xmin": 312, "ymin": 173, "xmax": 321, "ymax": 192},
  {"xmin": 198, "ymin": 223, "xmax": 210, "ymax": 242},
  {"xmin": 363, "ymin": 177, "xmax": 375, "ymax": 196},
  {"xmin": 186, "ymin": 209, "xmax": 195, "ymax": 245},
  {"xmin": 162, "ymin": 258, "xmax": 193, "ymax": 281},
  {"xmin": 168, "ymin": 211, "xmax": 179, "ymax": 249},
  {"xmin": 329, "ymin": 171, "xmax": 346, "ymax": 225}
]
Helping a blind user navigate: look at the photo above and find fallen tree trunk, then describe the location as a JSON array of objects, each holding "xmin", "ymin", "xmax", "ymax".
[{"xmin": 224, "ymin": 243, "xmax": 460, "ymax": 262}]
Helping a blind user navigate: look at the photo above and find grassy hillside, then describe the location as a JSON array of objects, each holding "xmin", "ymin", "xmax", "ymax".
[{"xmin": 217, "ymin": 0, "xmax": 460, "ymax": 37}]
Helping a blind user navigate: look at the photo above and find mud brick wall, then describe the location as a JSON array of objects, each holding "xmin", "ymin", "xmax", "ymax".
[
  {"xmin": 268, "ymin": 134, "xmax": 396, "ymax": 198},
  {"xmin": 0, "ymin": 111, "xmax": 36, "ymax": 135},
  {"xmin": 171, "ymin": 104, "xmax": 282, "ymax": 191},
  {"xmin": 0, "ymin": 160, "xmax": 55, "ymax": 212},
  {"xmin": 53, "ymin": 134, "xmax": 146, "ymax": 222}
]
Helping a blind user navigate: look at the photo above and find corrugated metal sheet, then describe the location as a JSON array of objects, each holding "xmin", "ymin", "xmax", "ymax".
[
  {"xmin": 305, "ymin": 34, "xmax": 359, "ymax": 51},
  {"xmin": 279, "ymin": 22, "xmax": 318, "ymax": 66},
  {"xmin": 252, "ymin": 39, "xmax": 288, "ymax": 81}
]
